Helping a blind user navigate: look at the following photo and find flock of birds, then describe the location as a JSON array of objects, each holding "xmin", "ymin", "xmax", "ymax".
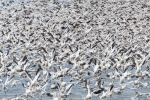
[{"xmin": 0, "ymin": 0, "xmax": 150, "ymax": 100}]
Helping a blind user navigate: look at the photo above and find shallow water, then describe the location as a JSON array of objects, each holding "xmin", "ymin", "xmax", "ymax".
[
  {"xmin": 0, "ymin": 67, "xmax": 149, "ymax": 100},
  {"xmin": 0, "ymin": 86, "xmax": 149, "ymax": 100}
]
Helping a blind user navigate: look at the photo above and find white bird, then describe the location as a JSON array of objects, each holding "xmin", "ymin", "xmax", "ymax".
[
  {"xmin": 112, "ymin": 88, "xmax": 122, "ymax": 94},
  {"xmin": 56, "ymin": 82, "xmax": 75, "ymax": 98},
  {"xmin": 93, "ymin": 62, "xmax": 100, "ymax": 75},
  {"xmin": 35, "ymin": 81, "xmax": 48, "ymax": 94},
  {"xmin": 0, "ymin": 75, "xmax": 14, "ymax": 93},
  {"xmin": 53, "ymin": 81, "xmax": 73, "ymax": 97},
  {"xmin": 99, "ymin": 91, "xmax": 107, "ymax": 99},
  {"xmin": 25, "ymin": 70, "xmax": 40, "ymax": 87},
  {"xmin": 11, "ymin": 80, "xmax": 19, "ymax": 87},
  {"xmin": 85, "ymin": 84, "xmax": 92, "ymax": 100},
  {"xmin": 119, "ymin": 75, "xmax": 125, "ymax": 84}
]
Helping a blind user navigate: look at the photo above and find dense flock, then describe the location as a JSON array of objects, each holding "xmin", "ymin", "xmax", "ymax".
[{"xmin": 0, "ymin": 0, "xmax": 150, "ymax": 100}]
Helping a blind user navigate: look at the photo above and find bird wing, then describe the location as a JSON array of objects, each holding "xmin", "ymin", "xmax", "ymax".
[
  {"xmin": 33, "ymin": 71, "xmax": 40, "ymax": 83},
  {"xmin": 66, "ymin": 84, "xmax": 73, "ymax": 95},
  {"xmin": 25, "ymin": 70, "xmax": 32, "ymax": 81}
]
